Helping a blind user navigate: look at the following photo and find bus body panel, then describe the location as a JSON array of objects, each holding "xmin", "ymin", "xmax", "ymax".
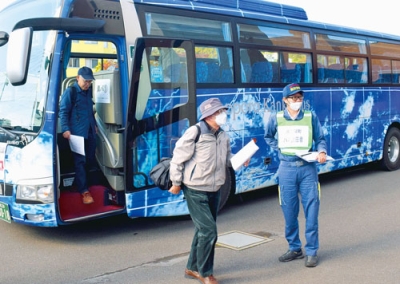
[{"xmin": 0, "ymin": 134, "xmax": 58, "ymax": 226}]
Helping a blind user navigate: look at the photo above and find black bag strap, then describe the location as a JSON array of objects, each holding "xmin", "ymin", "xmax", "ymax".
[
  {"xmin": 69, "ymin": 85, "xmax": 77, "ymax": 107},
  {"xmin": 195, "ymin": 124, "xmax": 201, "ymax": 143},
  {"xmin": 69, "ymin": 85, "xmax": 92, "ymax": 106}
]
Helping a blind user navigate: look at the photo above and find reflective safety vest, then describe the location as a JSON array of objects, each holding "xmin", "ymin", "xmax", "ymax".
[{"xmin": 277, "ymin": 111, "xmax": 313, "ymax": 155}]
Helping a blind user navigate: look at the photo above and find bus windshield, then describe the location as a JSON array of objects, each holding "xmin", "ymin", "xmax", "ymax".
[{"xmin": 0, "ymin": 0, "xmax": 61, "ymax": 133}]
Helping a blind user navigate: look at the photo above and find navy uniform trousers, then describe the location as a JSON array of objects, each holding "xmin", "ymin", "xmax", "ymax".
[{"xmin": 278, "ymin": 160, "xmax": 320, "ymax": 256}]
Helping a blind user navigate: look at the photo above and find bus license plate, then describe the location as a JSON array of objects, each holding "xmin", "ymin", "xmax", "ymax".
[{"xmin": 0, "ymin": 202, "xmax": 11, "ymax": 223}]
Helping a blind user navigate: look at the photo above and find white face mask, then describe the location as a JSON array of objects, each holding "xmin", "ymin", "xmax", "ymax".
[
  {"xmin": 215, "ymin": 111, "xmax": 227, "ymax": 126},
  {"xmin": 289, "ymin": 101, "xmax": 302, "ymax": 111}
]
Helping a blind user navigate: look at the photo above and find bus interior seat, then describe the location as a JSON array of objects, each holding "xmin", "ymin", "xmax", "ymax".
[
  {"xmin": 93, "ymin": 70, "xmax": 124, "ymax": 191},
  {"xmin": 345, "ymin": 65, "xmax": 362, "ymax": 83},
  {"xmin": 220, "ymin": 67, "xmax": 233, "ymax": 83},
  {"xmin": 381, "ymin": 65, "xmax": 392, "ymax": 83},
  {"xmin": 392, "ymin": 72, "xmax": 400, "ymax": 84},
  {"xmin": 281, "ymin": 63, "xmax": 301, "ymax": 83},
  {"xmin": 301, "ymin": 62, "xmax": 312, "ymax": 83},
  {"xmin": 250, "ymin": 61, "xmax": 273, "ymax": 83},
  {"xmin": 317, "ymin": 63, "xmax": 325, "ymax": 83},
  {"xmin": 241, "ymin": 63, "xmax": 252, "ymax": 82},
  {"xmin": 325, "ymin": 64, "xmax": 344, "ymax": 83},
  {"xmin": 270, "ymin": 62, "xmax": 279, "ymax": 83},
  {"xmin": 196, "ymin": 61, "xmax": 208, "ymax": 83},
  {"xmin": 372, "ymin": 65, "xmax": 382, "ymax": 83},
  {"xmin": 240, "ymin": 49, "xmax": 252, "ymax": 82},
  {"xmin": 207, "ymin": 62, "xmax": 221, "ymax": 83}
]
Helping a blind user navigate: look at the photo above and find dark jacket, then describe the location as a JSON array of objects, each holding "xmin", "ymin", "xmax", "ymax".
[{"xmin": 59, "ymin": 82, "xmax": 96, "ymax": 138}]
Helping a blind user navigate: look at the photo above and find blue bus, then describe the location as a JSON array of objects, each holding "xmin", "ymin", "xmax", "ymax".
[{"xmin": 0, "ymin": 0, "xmax": 399, "ymax": 227}]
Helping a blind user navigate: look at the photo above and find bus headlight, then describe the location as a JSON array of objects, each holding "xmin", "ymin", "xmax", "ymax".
[{"xmin": 16, "ymin": 178, "xmax": 54, "ymax": 203}]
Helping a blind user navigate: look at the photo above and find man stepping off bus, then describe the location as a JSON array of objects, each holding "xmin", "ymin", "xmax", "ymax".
[{"xmin": 59, "ymin": 67, "xmax": 97, "ymax": 205}]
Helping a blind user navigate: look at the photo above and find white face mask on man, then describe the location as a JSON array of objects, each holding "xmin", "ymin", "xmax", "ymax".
[
  {"xmin": 215, "ymin": 111, "xmax": 227, "ymax": 126},
  {"xmin": 288, "ymin": 101, "xmax": 302, "ymax": 111}
]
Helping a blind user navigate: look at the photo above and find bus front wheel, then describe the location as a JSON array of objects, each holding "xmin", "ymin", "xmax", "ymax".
[{"xmin": 382, "ymin": 127, "xmax": 400, "ymax": 171}]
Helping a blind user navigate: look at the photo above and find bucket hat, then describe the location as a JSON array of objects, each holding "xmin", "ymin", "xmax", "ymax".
[{"xmin": 199, "ymin": 98, "xmax": 227, "ymax": 120}]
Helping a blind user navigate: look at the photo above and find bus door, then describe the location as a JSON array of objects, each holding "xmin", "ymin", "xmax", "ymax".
[{"xmin": 124, "ymin": 38, "xmax": 196, "ymax": 217}]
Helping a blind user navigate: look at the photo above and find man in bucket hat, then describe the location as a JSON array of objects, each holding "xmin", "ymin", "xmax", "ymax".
[
  {"xmin": 265, "ymin": 83, "xmax": 328, "ymax": 267},
  {"xmin": 169, "ymin": 98, "xmax": 240, "ymax": 284}
]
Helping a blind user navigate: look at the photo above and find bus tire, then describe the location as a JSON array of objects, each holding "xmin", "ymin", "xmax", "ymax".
[
  {"xmin": 218, "ymin": 167, "xmax": 234, "ymax": 212},
  {"xmin": 382, "ymin": 127, "xmax": 400, "ymax": 171}
]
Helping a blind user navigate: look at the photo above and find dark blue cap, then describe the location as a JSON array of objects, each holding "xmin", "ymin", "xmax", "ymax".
[
  {"xmin": 282, "ymin": 83, "xmax": 303, "ymax": 97},
  {"xmin": 78, "ymin": 67, "xmax": 95, "ymax": 80}
]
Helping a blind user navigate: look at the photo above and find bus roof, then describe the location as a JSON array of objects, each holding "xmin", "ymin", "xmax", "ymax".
[
  {"xmin": 134, "ymin": 0, "xmax": 400, "ymax": 42},
  {"xmin": 134, "ymin": 0, "xmax": 308, "ymax": 20}
]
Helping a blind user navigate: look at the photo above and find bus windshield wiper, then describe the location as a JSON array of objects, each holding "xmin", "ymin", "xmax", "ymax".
[{"xmin": 0, "ymin": 125, "xmax": 18, "ymax": 139}]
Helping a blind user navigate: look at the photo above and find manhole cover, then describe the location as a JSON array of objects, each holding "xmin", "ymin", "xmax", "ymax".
[{"xmin": 216, "ymin": 230, "xmax": 274, "ymax": 251}]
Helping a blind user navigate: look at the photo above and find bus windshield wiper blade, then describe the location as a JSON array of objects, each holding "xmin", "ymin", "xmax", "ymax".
[{"xmin": 0, "ymin": 126, "xmax": 18, "ymax": 139}]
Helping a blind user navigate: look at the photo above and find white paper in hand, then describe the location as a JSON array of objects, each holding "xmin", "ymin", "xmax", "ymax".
[
  {"xmin": 230, "ymin": 139, "xmax": 259, "ymax": 170},
  {"xmin": 295, "ymin": 151, "xmax": 334, "ymax": 162},
  {"xmin": 69, "ymin": 135, "xmax": 85, "ymax": 156}
]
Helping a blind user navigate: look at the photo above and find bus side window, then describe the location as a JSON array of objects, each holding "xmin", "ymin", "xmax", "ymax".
[
  {"xmin": 219, "ymin": 47, "xmax": 233, "ymax": 83},
  {"xmin": 195, "ymin": 46, "xmax": 233, "ymax": 83},
  {"xmin": 345, "ymin": 57, "xmax": 368, "ymax": 84},
  {"xmin": 372, "ymin": 59, "xmax": 391, "ymax": 84},
  {"xmin": 281, "ymin": 62, "xmax": 301, "ymax": 83},
  {"xmin": 248, "ymin": 49, "xmax": 273, "ymax": 83},
  {"xmin": 324, "ymin": 55, "xmax": 345, "ymax": 83},
  {"xmin": 159, "ymin": 48, "xmax": 182, "ymax": 83},
  {"xmin": 326, "ymin": 63, "xmax": 345, "ymax": 83},
  {"xmin": 392, "ymin": 60, "xmax": 400, "ymax": 84},
  {"xmin": 280, "ymin": 52, "xmax": 312, "ymax": 83},
  {"xmin": 240, "ymin": 49, "xmax": 252, "ymax": 82}
]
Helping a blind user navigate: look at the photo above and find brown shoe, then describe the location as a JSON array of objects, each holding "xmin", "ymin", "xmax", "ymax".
[
  {"xmin": 184, "ymin": 268, "xmax": 200, "ymax": 280},
  {"xmin": 202, "ymin": 275, "xmax": 218, "ymax": 284},
  {"xmin": 82, "ymin": 191, "xmax": 94, "ymax": 204}
]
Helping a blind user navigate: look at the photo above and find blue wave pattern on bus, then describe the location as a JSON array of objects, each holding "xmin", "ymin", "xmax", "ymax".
[
  {"xmin": 125, "ymin": 86, "xmax": 391, "ymax": 217},
  {"xmin": 3, "ymin": 132, "xmax": 57, "ymax": 226},
  {"xmin": 3, "ymin": 88, "xmax": 392, "ymax": 220}
]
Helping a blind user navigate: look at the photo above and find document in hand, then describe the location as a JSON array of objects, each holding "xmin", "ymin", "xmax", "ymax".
[
  {"xmin": 230, "ymin": 139, "xmax": 259, "ymax": 170},
  {"xmin": 295, "ymin": 151, "xmax": 334, "ymax": 162},
  {"xmin": 69, "ymin": 135, "xmax": 85, "ymax": 156}
]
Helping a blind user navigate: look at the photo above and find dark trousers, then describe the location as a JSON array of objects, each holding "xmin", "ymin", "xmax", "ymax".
[
  {"xmin": 184, "ymin": 186, "xmax": 220, "ymax": 278},
  {"xmin": 73, "ymin": 131, "xmax": 96, "ymax": 194}
]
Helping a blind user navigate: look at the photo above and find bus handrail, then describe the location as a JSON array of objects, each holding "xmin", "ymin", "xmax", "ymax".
[{"xmin": 95, "ymin": 115, "xmax": 120, "ymax": 168}]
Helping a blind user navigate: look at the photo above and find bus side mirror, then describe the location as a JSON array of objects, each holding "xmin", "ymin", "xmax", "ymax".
[
  {"xmin": 0, "ymin": 31, "xmax": 9, "ymax": 47},
  {"xmin": 6, "ymin": 27, "xmax": 33, "ymax": 86}
]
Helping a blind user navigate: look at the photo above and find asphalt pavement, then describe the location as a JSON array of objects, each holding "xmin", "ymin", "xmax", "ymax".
[{"xmin": 76, "ymin": 167, "xmax": 400, "ymax": 284}]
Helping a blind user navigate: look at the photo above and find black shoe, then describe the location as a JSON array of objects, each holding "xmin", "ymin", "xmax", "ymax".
[
  {"xmin": 305, "ymin": 255, "xmax": 318, "ymax": 267},
  {"xmin": 279, "ymin": 249, "xmax": 304, "ymax": 262}
]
